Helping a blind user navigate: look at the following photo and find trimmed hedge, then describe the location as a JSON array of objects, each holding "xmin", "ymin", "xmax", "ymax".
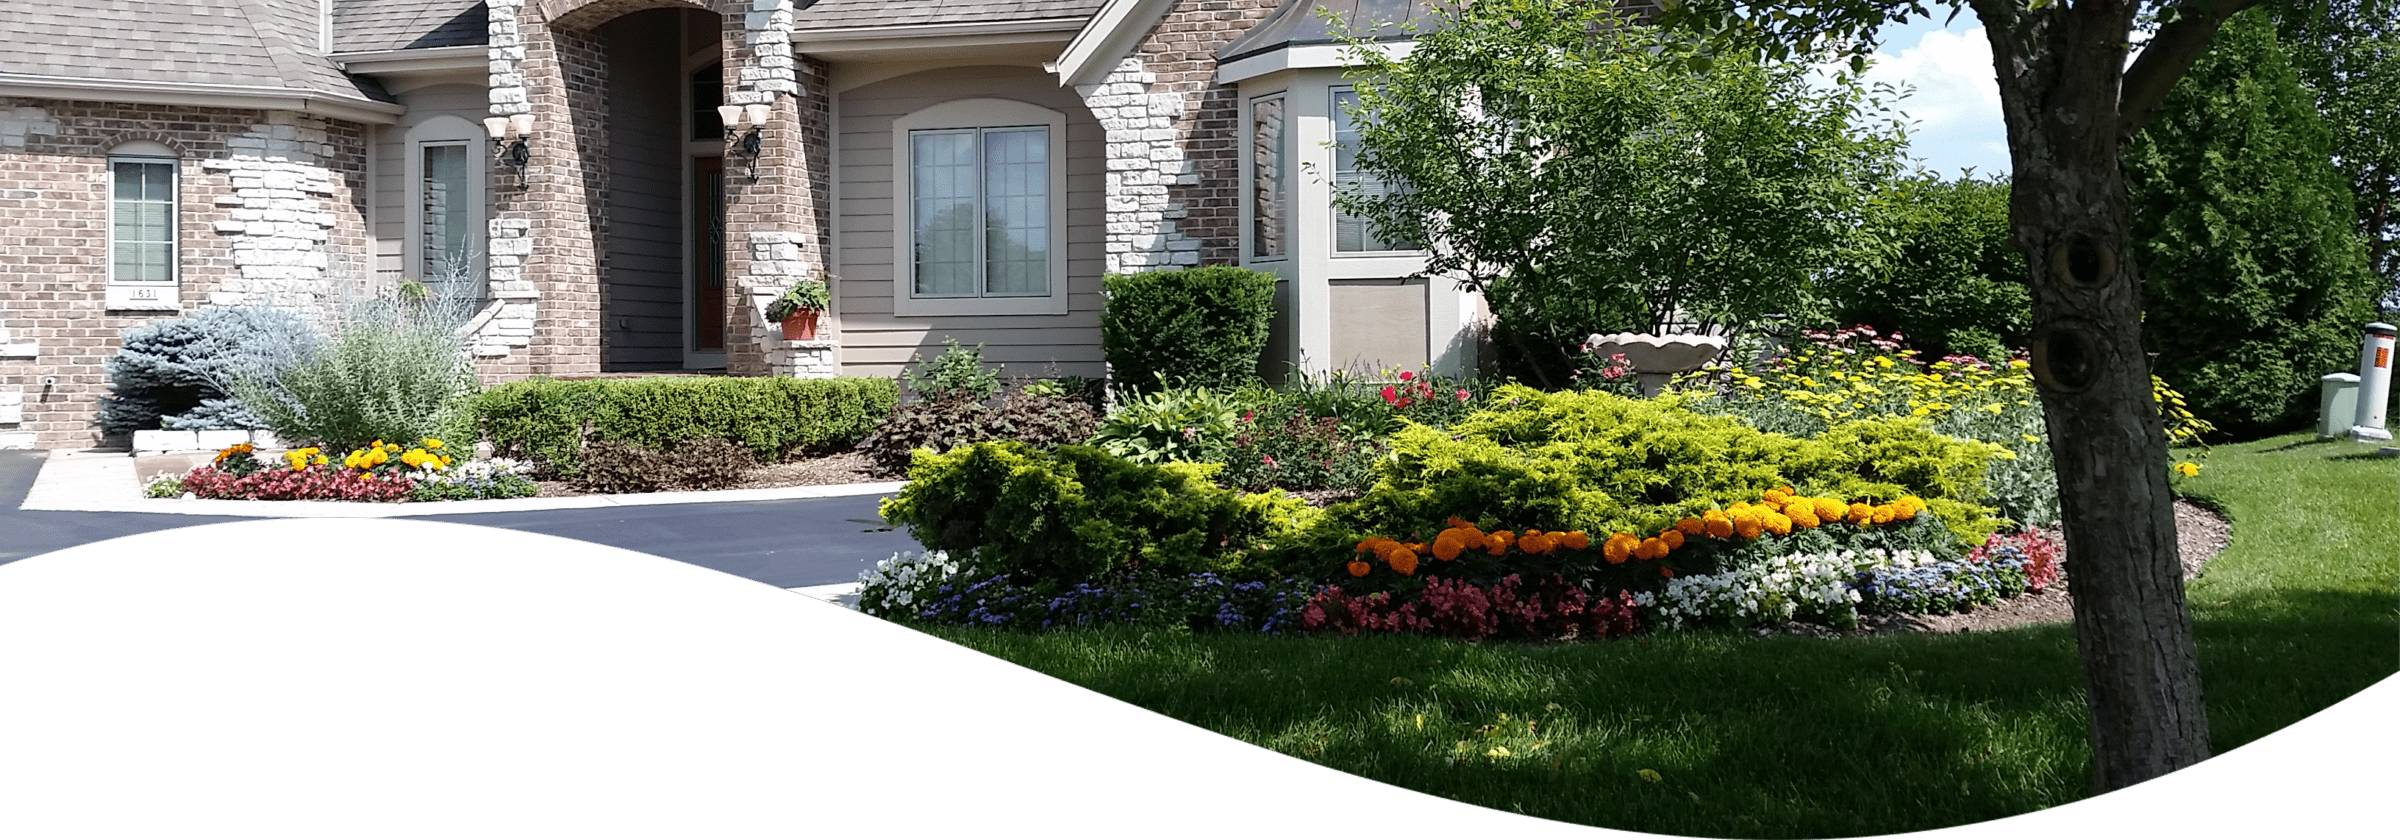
[
  {"xmin": 1100, "ymin": 265, "xmax": 1277, "ymax": 394},
  {"xmin": 473, "ymin": 376, "xmax": 897, "ymax": 477}
]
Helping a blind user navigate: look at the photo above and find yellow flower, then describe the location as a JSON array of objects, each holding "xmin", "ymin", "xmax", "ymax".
[
  {"xmin": 424, "ymin": 438, "xmax": 444, "ymax": 450},
  {"xmin": 2173, "ymin": 462, "xmax": 2201, "ymax": 477}
]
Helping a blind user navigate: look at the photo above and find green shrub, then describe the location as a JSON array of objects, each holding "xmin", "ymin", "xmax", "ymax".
[
  {"xmin": 901, "ymin": 339, "xmax": 1003, "ymax": 404},
  {"xmin": 1331, "ymin": 385, "xmax": 2006, "ymax": 550},
  {"xmin": 1101, "ymin": 266, "xmax": 1277, "ymax": 395},
  {"xmin": 877, "ymin": 442, "xmax": 1311, "ymax": 583},
  {"xmin": 234, "ymin": 298, "xmax": 477, "ymax": 449},
  {"xmin": 1824, "ymin": 174, "xmax": 2031, "ymax": 361},
  {"xmin": 474, "ymin": 376, "xmax": 897, "ymax": 477},
  {"xmin": 100, "ymin": 305, "xmax": 317, "ymax": 433}
]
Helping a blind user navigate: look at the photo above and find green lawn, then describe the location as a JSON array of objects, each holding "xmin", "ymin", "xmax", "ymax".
[{"xmin": 917, "ymin": 432, "xmax": 2397, "ymax": 838}]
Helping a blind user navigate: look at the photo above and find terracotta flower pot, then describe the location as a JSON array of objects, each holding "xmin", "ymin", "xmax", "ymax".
[{"xmin": 780, "ymin": 310, "xmax": 820, "ymax": 341}]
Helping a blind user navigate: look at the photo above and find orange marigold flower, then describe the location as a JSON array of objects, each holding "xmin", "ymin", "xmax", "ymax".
[
  {"xmin": 1447, "ymin": 516, "xmax": 1470, "ymax": 528},
  {"xmin": 1731, "ymin": 510, "xmax": 1764, "ymax": 540},
  {"xmin": 1764, "ymin": 513, "xmax": 1792, "ymax": 536},
  {"xmin": 1813, "ymin": 498, "xmax": 1847, "ymax": 522},
  {"xmin": 1387, "ymin": 548, "xmax": 1419, "ymax": 576},
  {"xmin": 1763, "ymin": 487, "xmax": 1789, "ymax": 504},
  {"xmin": 1432, "ymin": 534, "xmax": 1466, "ymax": 562},
  {"xmin": 1660, "ymin": 529, "xmax": 1686, "ymax": 550},
  {"xmin": 1661, "ymin": 567, "xmax": 1675, "ymax": 578},
  {"xmin": 1356, "ymin": 538, "xmax": 1379, "ymax": 553},
  {"xmin": 1675, "ymin": 517, "xmax": 1705, "ymax": 536},
  {"xmin": 1520, "ymin": 533, "xmax": 1554, "ymax": 555},
  {"xmin": 1703, "ymin": 517, "xmax": 1734, "ymax": 539},
  {"xmin": 1602, "ymin": 533, "xmax": 1639, "ymax": 564},
  {"xmin": 1849, "ymin": 502, "xmax": 1875, "ymax": 524},
  {"xmin": 1486, "ymin": 531, "xmax": 1514, "ymax": 554},
  {"xmin": 1560, "ymin": 531, "xmax": 1590, "ymax": 551},
  {"xmin": 1637, "ymin": 537, "xmax": 1668, "ymax": 560},
  {"xmin": 1347, "ymin": 560, "xmax": 1371, "ymax": 578},
  {"xmin": 1872, "ymin": 505, "xmax": 1896, "ymax": 524},
  {"xmin": 1789, "ymin": 508, "xmax": 1821, "ymax": 529}
]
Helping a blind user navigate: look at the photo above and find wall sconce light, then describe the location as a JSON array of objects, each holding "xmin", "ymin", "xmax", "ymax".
[
  {"xmin": 717, "ymin": 103, "xmax": 771, "ymax": 158},
  {"xmin": 482, "ymin": 113, "xmax": 534, "ymax": 167}
]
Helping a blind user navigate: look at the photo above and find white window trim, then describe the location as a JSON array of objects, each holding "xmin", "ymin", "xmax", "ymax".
[
  {"xmin": 402, "ymin": 115, "xmax": 487, "ymax": 297},
  {"xmin": 1329, "ymin": 84, "xmax": 1425, "ymax": 259},
  {"xmin": 1244, "ymin": 91, "xmax": 1289, "ymax": 264},
  {"xmin": 104, "ymin": 144, "xmax": 180, "ymax": 311},
  {"xmin": 892, "ymin": 97, "xmax": 1070, "ymax": 317}
]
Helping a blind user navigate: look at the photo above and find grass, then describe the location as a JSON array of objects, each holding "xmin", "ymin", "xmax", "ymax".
[{"xmin": 915, "ymin": 432, "xmax": 2397, "ymax": 838}]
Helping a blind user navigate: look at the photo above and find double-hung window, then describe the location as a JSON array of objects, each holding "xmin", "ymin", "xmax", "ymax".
[
  {"xmin": 893, "ymin": 99, "xmax": 1069, "ymax": 317},
  {"xmin": 1331, "ymin": 86, "xmax": 1419, "ymax": 254},
  {"xmin": 106, "ymin": 149, "xmax": 179, "ymax": 310}
]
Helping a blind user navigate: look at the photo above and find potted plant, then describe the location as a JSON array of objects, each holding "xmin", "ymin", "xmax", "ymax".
[{"xmin": 765, "ymin": 274, "xmax": 832, "ymax": 340}]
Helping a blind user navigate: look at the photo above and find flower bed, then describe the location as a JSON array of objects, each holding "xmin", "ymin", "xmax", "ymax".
[{"xmin": 151, "ymin": 440, "xmax": 538, "ymax": 502}]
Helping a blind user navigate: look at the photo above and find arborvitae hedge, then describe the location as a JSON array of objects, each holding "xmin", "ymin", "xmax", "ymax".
[{"xmin": 2127, "ymin": 9, "xmax": 2384, "ymax": 438}]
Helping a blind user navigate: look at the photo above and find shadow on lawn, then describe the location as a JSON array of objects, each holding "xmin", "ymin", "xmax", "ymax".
[{"xmin": 945, "ymin": 581, "xmax": 2395, "ymax": 839}]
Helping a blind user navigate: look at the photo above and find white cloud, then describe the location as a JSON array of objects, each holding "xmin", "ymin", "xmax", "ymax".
[{"xmin": 1817, "ymin": 26, "xmax": 2014, "ymax": 179}]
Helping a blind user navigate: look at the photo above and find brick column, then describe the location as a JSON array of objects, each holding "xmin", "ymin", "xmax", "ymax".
[{"xmin": 719, "ymin": 3, "xmax": 828, "ymax": 378}]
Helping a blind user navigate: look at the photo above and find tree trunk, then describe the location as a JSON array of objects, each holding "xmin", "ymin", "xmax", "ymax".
[{"xmin": 1977, "ymin": 0, "xmax": 2212, "ymax": 792}]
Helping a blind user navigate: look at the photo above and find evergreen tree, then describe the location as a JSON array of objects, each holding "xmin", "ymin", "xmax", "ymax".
[{"xmin": 2126, "ymin": 9, "xmax": 2382, "ymax": 437}]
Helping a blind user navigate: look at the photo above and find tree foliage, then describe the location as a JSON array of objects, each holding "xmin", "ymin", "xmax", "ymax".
[
  {"xmin": 2127, "ymin": 8, "xmax": 2383, "ymax": 436},
  {"xmin": 1828, "ymin": 174, "xmax": 2029, "ymax": 360},
  {"xmin": 1332, "ymin": 0, "xmax": 1908, "ymax": 385},
  {"xmin": 2264, "ymin": 0, "xmax": 2400, "ymax": 310}
]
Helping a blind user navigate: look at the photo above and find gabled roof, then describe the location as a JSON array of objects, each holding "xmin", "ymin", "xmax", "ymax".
[
  {"xmin": 792, "ymin": 0, "xmax": 1107, "ymax": 32},
  {"xmin": 332, "ymin": 0, "xmax": 488, "ymax": 55},
  {"xmin": 1216, "ymin": 0, "xmax": 1438, "ymax": 64},
  {"xmin": 0, "ymin": 0, "xmax": 396, "ymax": 114}
]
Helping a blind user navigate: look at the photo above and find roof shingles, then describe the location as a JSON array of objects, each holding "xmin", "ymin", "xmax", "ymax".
[{"xmin": 0, "ymin": 0, "xmax": 392, "ymax": 105}]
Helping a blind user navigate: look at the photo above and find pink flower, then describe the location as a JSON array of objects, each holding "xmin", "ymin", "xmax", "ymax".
[
  {"xmin": 1456, "ymin": 388, "xmax": 1471, "ymax": 402},
  {"xmin": 1380, "ymin": 385, "xmax": 1399, "ymax": 404},
  {"xmin": 1262, "ymin": 455, "xmax": 1277, "ymax": 467},
  {"xmin": 1398, "ymin": 370, "xmax": 1415, "ymax": 381}
]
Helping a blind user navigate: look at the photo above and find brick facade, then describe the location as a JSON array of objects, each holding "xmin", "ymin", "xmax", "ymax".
[
  {"xmin": 1077, "ymin": 0, "xmax": 1281, "ymax": 273},
  {"xmin": 0, "ymin": 99, "xmax": 370, "ymax": 450}
]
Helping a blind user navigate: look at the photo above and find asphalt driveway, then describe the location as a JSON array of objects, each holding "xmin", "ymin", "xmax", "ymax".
[{"xmin": 0, "ymin": 449, "xmax": 925, "ymax": 588}]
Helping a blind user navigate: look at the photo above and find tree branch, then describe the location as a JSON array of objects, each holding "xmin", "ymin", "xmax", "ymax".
[{"xmin": 2119, "ymin": 0, "xmax": 2270, "ymax": 141}]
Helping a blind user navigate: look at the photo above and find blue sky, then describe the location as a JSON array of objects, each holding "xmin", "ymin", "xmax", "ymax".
[{"xmin": 1843, "ymin": 13, "xmax": 2012, "ymax": 180}]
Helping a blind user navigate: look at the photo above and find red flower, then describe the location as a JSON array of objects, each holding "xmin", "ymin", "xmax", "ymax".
[
  {"xmin": 1380, "ymin": 385, "xmax": 1399, "ymax": 404},
  {"xmin": 1398, "ymin": 370, "xmax": 1414, "ymax": 381}
]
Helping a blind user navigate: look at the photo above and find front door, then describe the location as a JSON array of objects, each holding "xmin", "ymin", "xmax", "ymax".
[{"xmin": 693, "ymin": 155, "xmax": 726, "ymax": 354}]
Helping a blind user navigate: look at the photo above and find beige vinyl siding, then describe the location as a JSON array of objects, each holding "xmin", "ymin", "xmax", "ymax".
[
  {"xmin": 602, "ymin": 10, "xmax": 690, "ymax": 371},
  {"xmin": 372, "ymin": 83, "xmax": 485, "ymax": 287},
  {"xmin": 834, "ymin": 65, "xmax": 1106, "ymax": 379}
]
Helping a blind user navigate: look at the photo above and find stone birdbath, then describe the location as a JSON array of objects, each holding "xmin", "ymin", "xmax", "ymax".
[{"xmin": 1585, "ymin": 333, "xmax": 1729, "ymax": 396}]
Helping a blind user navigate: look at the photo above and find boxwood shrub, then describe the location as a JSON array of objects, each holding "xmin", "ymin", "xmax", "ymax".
[
  {"xmin": 1100, "ymin": 265, "xmax": 1277, "ymax": 395},
  {"xmin": 473, "ymin": 375, "xmax": 897, "ymax": 477},
  {"xmin": 877, "ymin": 441, "xmax": 1325, "ymax": 584}
]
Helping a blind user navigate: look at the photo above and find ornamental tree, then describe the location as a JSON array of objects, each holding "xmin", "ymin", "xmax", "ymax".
[
  {"xmin": 1649, "ymin": 0, "xmax": 2282, "ymax": 793},
  {"xmin": 1331, "ymin": 0, "xmax": 1908, "ymax": 385}
]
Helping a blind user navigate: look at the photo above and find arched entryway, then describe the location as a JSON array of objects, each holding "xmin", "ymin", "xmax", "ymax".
[{"xmin": 482, "ymin": 0, "xmax": 830, "ymax": 379}]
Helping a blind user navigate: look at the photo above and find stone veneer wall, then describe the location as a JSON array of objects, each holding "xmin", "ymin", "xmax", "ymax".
[
  {"xmin": 0, "ymin": 99, "xmax": 370, "ymax": 450},
  {"xmin": 481, "ymin": 0, "xmax": 828, "ymax": 381},
  {"xmin": 1076, "ymin": 0, "xmax": 1281, "ymax": 274}
]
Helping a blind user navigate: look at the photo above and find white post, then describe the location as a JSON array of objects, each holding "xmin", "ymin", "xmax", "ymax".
[{"xmin": 2350, "ymin": 322, "xmax": 2396, "ymax": 442}]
